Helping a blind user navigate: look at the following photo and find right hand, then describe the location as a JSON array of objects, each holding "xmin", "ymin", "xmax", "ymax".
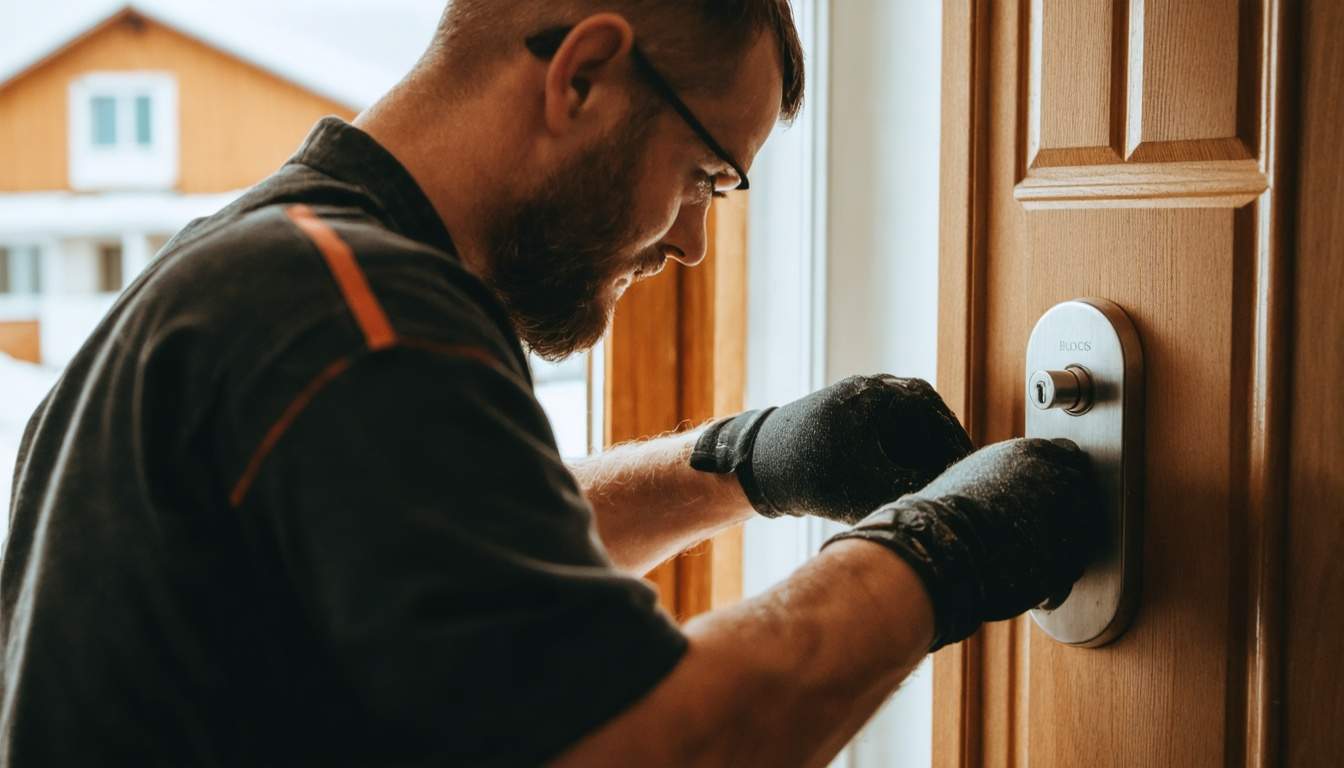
[{"xmin": 823, "ymin": 438, "xmax": 1100, "ymax": 651}]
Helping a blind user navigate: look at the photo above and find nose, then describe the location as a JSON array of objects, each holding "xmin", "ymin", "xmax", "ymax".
[{"xmin": 662, "ymin": 202, "xmax": 710, "ymax": 267}]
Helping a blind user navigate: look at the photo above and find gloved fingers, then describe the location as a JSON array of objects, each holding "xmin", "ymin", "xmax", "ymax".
[
  {"xmin": 873, "ymin": 380, "xmax": 973, "ymax": 471},
  {"xmin": 1049, "ymin": 437, "xmax": 1080, "ymax": 452}
]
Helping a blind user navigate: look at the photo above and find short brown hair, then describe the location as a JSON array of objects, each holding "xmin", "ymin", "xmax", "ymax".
[{"xmin": 426, "ymin": 0, "xmax": 805, "ymax": 122}]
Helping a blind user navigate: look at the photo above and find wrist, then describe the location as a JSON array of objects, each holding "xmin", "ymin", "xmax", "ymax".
[
  {"xmin": 824, "ymin": 497, "xmax": 984, "ymax": 651},
  {"xmin": 679, "ymin": 427, "xmax": 756, "ymax": 521},
  {"xmin": 689, "ymin": 409, "xmax": 781, "ymax": 517},
  {"xmin": 816, "ymin": 538, "xmax": 936, "ymax": 661}
]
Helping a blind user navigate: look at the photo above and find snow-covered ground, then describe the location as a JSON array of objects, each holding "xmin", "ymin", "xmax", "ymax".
[{"xmin": 0, "ymin": 353, "xmax": 59, "ymax": 537}]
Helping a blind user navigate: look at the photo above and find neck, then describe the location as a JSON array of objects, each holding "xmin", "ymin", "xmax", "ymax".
[{"xmin": 353, "ymin": 75, "xmax": 513, "ymax": 279}]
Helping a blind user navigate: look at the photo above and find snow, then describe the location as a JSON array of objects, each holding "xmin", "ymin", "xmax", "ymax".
[
  {"xmin": 0, "ymin": 0, "xmax": 445, "ymax": 111},
  {"xmin": 0, "ymin": 353, "xmax": 59, "ymax": 530}
]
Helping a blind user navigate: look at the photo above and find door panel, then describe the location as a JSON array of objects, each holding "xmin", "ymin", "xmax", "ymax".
[
  {"xmin": 1018, "ymin": 0, "xmax": 1266, "ymax": 208},
  {"xmin": 935, "ymin": 1, "xmax": 1299, "ymax": 765}
]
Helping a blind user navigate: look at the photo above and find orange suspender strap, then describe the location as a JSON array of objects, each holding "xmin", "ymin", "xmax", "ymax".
[{"xmin": 228, "ymin": 205, "xmax": 497, "ymax": 508}]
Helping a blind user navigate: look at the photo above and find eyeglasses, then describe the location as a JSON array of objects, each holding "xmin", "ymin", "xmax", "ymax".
[{"xmin": 524, "ymin": 26, "xmax": 750, "ymax": 193}]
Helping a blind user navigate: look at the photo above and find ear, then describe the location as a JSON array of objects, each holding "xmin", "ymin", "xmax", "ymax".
[{"xmin": 542, "ymin": 14, "xmax": 636, "ymax": 137}]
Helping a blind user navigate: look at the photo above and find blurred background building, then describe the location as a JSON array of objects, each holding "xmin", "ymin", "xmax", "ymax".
[
  {"xmin": 0, "ymin": 1, "xmax": 588, "ymax": 517},
  {"xmin": 0, "ymin": 3, "xmax": 365, "ymax": 368}
]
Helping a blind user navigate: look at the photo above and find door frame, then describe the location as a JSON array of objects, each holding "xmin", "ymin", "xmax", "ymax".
[{"xmin": 601, "ymin": 194, "xmax": 750, "ymax": 619}]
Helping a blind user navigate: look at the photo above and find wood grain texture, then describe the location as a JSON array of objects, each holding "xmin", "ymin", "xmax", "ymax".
[
  {"xmin": 1017, "ymin": 0, "xmax": 1269, "ymax": 207},
  {"xmin": 1240, "ymin": 2, "xmax": 1292, "ymax": 765},
  {"xmin": 935, "ymin": 1, "xmax": 990, "ymax": 766},
  {"xmin": 1027, "ymin": 0, "xmax": 1125, "ymax": 168},
  {"xmin": 0, "ymin": 9, "xmax": 354, "ymax": 193},
  {"xmin": 0, "ymin": 321, "xmax": 40, "ymax": 363},
  {"xmin": 1125, "ymin": 0, "xmax": 1246, "ymax": 158},
  {"xmin": 605, "ymin": 266, "xmax": 682, "ymax": 609},
  {"xmin": 937, "ymin": 0, "xmax": 1296, "ymax": 765},
  {"xmin": 1282, "ymin": 0, "xmax": 1344, "ymax": 764},
  {"xmin": 675, "ymin": 194, "xmax": 748, "ymax": 618},
  {"xmin": 1015, "ymin": 159, "xmax": 1266, "ymax": 208},
  {"xmin": 604, "ymin": 197, "xmax": 749, "ymax": 620}
]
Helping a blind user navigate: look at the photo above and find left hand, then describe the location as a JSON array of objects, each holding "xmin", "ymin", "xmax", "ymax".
[{"xmin": 690, "ymin": 375, "xmax": 974, "ymax": 524}]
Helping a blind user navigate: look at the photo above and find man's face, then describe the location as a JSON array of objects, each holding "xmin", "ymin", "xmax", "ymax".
[
  {"xmin": 487, "ymin": 32, "xmax": 783, "ymax": 361},
  {"xmin": 482, "ymin": 105, "xmax": 662, "ymax": 360}
]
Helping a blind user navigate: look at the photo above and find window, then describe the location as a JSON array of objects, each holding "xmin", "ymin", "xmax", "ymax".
[
  {"xmin": 0, "ymin": 247, "xmax": 43, "ymax": 295},
  {"xmin": 530, "ymin": 353, "xmax": 592, "ymax": 459},
  {"xmin": 68, "ymin": 72, "xmax": 178, "ymax": 190},
  {"xmin": 134, "ymin": 95, "xmax": 153, "ymax": 146},
  {"xmin": 91, "ymin": 96, "xmax": 118, "ymax": 146}
]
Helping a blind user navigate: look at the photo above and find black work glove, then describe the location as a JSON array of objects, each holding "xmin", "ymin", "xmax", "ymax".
[
  {"xmin": 823, "ymin": 438, "xmax": 1100, "ymax": 651},
  {"xmin": 690, "ymin": 375, "xmax": 973, "ymax": 523}
]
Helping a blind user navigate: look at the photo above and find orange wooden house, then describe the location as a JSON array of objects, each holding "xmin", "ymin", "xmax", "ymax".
[{"xmin": 0, "ymin": 4, "xmax": 371, "ymax": 366}]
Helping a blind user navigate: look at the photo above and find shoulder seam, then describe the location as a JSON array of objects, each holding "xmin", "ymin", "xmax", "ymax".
[
  {"xmin": 229, "ymin": 207, "xmax": 521, "ymax": 510},
  {"xmin": 227, "ymin": 339, "xmax": 517, "ymax": 510},
  {"xmin": 285, "ymin": 203, "xmax": 397, "ymax": 351}
]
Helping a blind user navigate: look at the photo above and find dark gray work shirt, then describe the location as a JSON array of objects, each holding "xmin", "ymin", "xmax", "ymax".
[{"xmin": 1, "ymin": 117, "xmax": 686, "ymax": 766}]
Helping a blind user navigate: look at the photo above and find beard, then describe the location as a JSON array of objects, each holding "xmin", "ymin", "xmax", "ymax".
[{"xmin": 483, "ymin": 109, "xmax": 665, "ymax": 361}]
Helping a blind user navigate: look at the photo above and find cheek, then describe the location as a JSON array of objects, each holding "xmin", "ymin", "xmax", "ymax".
[
  {"xmin": 626, "ymin": 137, "xmax": 687, "ymax": 243},
  {"xmin": 623, "ymin": 179, "xmax": 682, "ymax": 251}
]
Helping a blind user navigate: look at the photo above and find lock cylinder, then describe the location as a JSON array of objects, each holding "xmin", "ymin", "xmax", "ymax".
[{"xmin": 1028, "ymin": 366, "xmax": 1094, "ymax": 415}]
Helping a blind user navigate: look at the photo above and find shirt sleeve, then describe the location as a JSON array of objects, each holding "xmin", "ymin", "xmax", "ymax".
[{"xmin": 240, "ymin": 344, "xmax": 688, "ymax": 765}]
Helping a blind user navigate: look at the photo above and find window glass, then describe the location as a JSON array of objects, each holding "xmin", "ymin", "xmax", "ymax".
[
  {"xmin": 0, "ymin": 247, "xmax": 42, "ymax": 295},
  {"xmin": 529, "ymin": 352, "xmax": 591, "ymax": 459},
  {"xmin": 91, "ymin": 95, "xmax": 118, "ymax": 146},
  {"xmin": 134, "ymin": 95, "xmax": 153, "ymax": 146}
]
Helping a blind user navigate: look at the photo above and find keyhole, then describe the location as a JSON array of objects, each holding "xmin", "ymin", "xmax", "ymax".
[{"xmin": 1035, "ymin": 381, "xmax": 1047, "ymax": 405}]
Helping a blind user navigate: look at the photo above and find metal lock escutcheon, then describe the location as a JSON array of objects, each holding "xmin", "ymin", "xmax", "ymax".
[{"xmin": 1025, "ymin": 298, "xmax": 1144, "ymax": 648}]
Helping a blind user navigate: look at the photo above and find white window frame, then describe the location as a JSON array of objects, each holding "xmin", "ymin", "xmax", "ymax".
[{"xmin": 68, "ymin": 71, "xmax": 179, "ymax": 191}]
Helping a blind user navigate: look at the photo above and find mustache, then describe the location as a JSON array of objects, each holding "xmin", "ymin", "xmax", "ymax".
[{"xmin": 632, "ymin": 248, "xmax": 667, "ymax": 279}]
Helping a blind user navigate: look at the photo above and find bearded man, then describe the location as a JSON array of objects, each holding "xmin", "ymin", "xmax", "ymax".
[{"xmin": 1, "ymin": 2, "xmax": 1098, "ymax": 765}]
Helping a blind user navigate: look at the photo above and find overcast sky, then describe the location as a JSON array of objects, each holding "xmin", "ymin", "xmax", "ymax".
[{"xmin": 0, "ymin": 0, "xmax": 445, "ymax": 92}]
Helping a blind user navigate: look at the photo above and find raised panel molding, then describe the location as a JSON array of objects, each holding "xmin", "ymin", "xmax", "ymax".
[
  {"xmin": 1018, "ymin": 0, "xmax": 1270, "ymax": 208},
  {"xmin": 1027, "ymin": 0, "xmax": 1125, "ymax": 168}
]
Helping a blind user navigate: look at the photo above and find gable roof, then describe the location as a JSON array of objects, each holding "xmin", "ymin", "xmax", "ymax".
[{"xmin": 0, "ymin": 1, "xmax": 437, "ymax": 111}]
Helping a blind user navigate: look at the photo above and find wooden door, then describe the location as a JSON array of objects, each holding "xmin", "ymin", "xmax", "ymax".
[
  {"xmin": 604, "ymin": 194, "xmax": 750, "ymax": 619},
  {"xmin": 933, "ymin": 1, "xmax": 1341, "ymax": 766}
]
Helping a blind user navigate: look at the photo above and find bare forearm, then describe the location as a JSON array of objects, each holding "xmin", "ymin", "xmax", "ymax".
[
  {"xmin": 570, "ymin": 428, "xmax": 754, "ymax": 574},
  {"xmin": 552, "ymin": 539, "xmax": 934, "ymax": 767}
]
